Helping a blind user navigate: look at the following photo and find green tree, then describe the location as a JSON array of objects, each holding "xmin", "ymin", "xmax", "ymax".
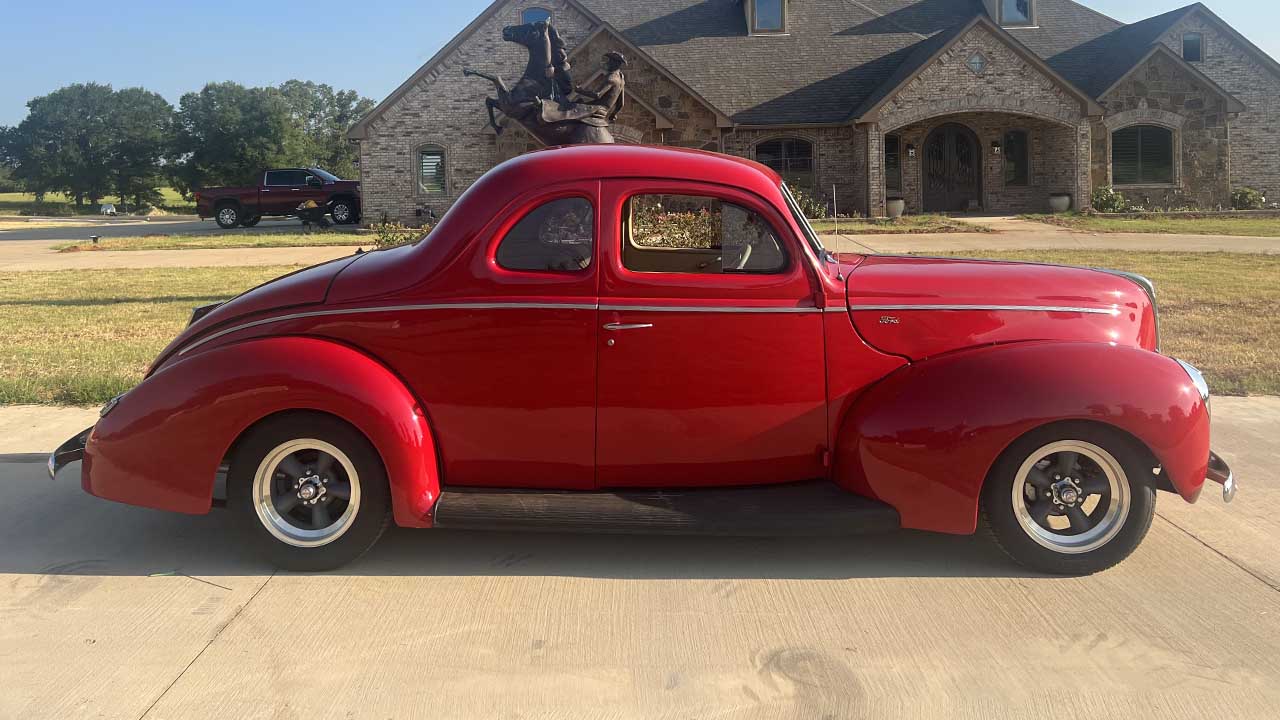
[
  {"xmin": 106, "ymin": 88, "xmax": 173, "ymax": 210},
  {"xmin": 8, "ymin": 83, "xmax": 116, "ymax": 205},
  {"xmin": 168, "ymin": 81, "xmax": 306, "ymax": 195},
  {"xmin": 278, "ymin": 80, "xmax": 374, "ymax": 179},
  {"xmin": 0, "ymin": 127, "xmax": 22, "ymax": 192}
]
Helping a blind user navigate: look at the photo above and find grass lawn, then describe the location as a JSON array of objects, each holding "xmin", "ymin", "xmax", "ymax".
[
  {"xmin": 0, "ymin": 252, "xmax": 1273, "ymax": 405},
  {"xmin": 929, "ymin": 250, "xmax": 1280, "ymax": 396},
  {"xmin": 0, "ymin": 188, "xmax": 195, "ymax": 216},
  {"xmin": 55, "ymin": 231, "xmax": 370, "ymax": 252},
  {"xmin": 0, "ymin": 266, "xmax": 302, "ymax": 405},
  {"xmin": 810, "ymin": 214, "xmax": 989, "ymax": 234},
  {"xmin": 1023, "ymin": 212, "xmax": 1280, "ymax": 237}
]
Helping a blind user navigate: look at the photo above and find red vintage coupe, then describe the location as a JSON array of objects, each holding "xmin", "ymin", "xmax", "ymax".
[{"xmin": 50, "ymin": 145, "xmax": 1233, "ymax": 573}]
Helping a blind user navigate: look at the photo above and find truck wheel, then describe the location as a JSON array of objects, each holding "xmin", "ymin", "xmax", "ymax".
[
  {"xmin": 330, "ymin": 200, "xmax": 357, "ymax": 224},
  {"xmin": 229, "ymin": 413, "xmax": 392, "ymax": 571},
  {"xmin": 240, "ymin": 215, "xmax": 261, "ymax": 228},
  {"xmin": 215, "ymin": 205, "xmax": 241, "ymax": 229},
  {"xmin": 981, "ymin": 423, "xmax": 1155, "ymax": 575}
]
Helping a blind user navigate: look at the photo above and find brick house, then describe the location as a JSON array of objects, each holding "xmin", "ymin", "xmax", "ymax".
[{"xmin": 348, "ymin": 0, "xmax": 1279, "ymax": 220}]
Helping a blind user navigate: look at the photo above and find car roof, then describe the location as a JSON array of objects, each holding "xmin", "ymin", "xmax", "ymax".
[{"xmin": 485, "ymin": 144, "xmax": 783, "ymax": 191}]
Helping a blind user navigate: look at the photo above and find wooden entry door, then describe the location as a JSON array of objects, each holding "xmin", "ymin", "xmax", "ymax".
[{"xmin": 923, "ymin": 123, "xmax": 982, "ymax": 212}]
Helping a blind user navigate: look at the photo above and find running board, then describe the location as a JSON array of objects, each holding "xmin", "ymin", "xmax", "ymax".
[{"xmin": 432, "ymin": 481, "xmax": 900, "ymax": 536}]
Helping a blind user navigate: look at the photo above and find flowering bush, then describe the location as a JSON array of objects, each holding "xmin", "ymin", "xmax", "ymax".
[
  {"xmin": 370, "ymin": 222, "xmax": 429, "ymax": 249},
  {"xmin": 1231, "ymin": 187, "xmax": 1265, "ymax": 210},
  {"xmin": 1091, "ymin": 186, "xmax": 1135, "ymax": 214}
]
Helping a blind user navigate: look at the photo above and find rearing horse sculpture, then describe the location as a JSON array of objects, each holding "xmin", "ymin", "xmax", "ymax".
[{"xmin": 464, "ymin": 21, "xmax": 617, "ymax": 145}]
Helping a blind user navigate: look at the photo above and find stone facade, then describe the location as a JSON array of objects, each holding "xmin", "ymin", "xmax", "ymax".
[
  {"xmin": 1158, "ymin": 15, "xmax": 1280, "ymax": 198},
  {"xmin": 1094, "ymin": 50, "xmax": 1233, "ymax": 209},
  {"xmin": 352, "ymin": 2, "xmax": 1277, "ymax": 222}
]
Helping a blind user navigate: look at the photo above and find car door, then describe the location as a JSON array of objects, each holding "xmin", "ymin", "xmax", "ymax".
[
  {"xmin": 595, "ymin": 179, "xmax": 828, "ymax": 488},
  {"xmin": 261, "ymin": 170, "xmax": 306, "ymax": 214},
  {"xmin": 298, "ymin": 170, "xmax": 331, "ymax": 209}
]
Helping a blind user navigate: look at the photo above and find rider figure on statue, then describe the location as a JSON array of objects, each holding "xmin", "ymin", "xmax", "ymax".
[{"xmin": 541, "ymin": 51, "xmax": 626, "ymax": 129}]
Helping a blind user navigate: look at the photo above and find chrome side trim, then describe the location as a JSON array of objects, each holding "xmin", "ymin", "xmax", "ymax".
[
  {"xmin": 178, "ymin": 302, "xmax": 598, "ymax": 355},
  {"xmin": 599, "ymin": 304, "xmax": 824, "ymax": 314},
  {"xmin": 848, "ymin": 304, "xmax": 1121, "ymax": 316}
]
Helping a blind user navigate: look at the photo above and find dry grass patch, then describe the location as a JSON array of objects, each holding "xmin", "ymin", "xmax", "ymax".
[
  {"xmin": 1023, "ymin": 213, "xmax": 1280, "ymax": 237},
  {"xmin": 55, "ymin": 231, "xmax": 369, "ymax": 252},
  {"xmin": 0, "ymin": 266, "xmax": 302, "ymax": 404},
  {"xmin": 930, "ymin": 250, "xmax": 1280, "ymax": 396},
  {"xmin": 811, "ymin": 214, "xmax": 989, "ymax": 235}
]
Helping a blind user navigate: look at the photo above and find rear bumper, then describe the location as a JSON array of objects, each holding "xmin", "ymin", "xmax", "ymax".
[
  {"xmin": 48, "ymin": 426, "xmax": 93, "ymax": 479},
  {"xmin": 1206, "ymin": 451, "xmax": 1236, "ymax": 503}
]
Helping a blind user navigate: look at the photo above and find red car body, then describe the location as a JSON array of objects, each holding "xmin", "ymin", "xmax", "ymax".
[{"xmin": 57, "ymin": 145, "xmax": 1232, "ymax": 570}]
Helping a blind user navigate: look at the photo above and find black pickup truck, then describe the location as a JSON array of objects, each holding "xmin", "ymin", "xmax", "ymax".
[{"xmin": 195, "ymin": 168, "xmax": 361, "ymax": 229}]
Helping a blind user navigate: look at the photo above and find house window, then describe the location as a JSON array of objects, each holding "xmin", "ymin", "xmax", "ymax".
[
  {"xmin": 496, "ymin": 197, "xmax": 594, "ymax": 272},
  {"xmin": 755, "ymin": 138, "xmax": 814, "ymax": 189},
  {"xmin": 418, "ymin": 146, "xmax": 447, "ymax": 195},
  {"xmin": 624, "ymin": 194, "xmax": 787, "ymax": 275},
  {"xmin": 1001, "ymin": 0, "xmax": 1033, "ymax": 26},
  {"xmin": 753, "ymin": 0, "xmax": 785, "ymax": 32},
  {"xmin": 1183, "ymin": 32, "xmax": 1204, "ymax": 62},
  {"xmin": 885, "ymin": 136, "xmax": 902, "ymax": 192},
  {"xmin": 1112, "ymin": 126, "xmax": 1174, "ymax": 185},
  {"xmin": 1003, "ymin": 130, "xmax": 1029, "ymax": 186},
  {"xmin": 522, "ymin": 7, "xmax": 551, "ymax": 24}
]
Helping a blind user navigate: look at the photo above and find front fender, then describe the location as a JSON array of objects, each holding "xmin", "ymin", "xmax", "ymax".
[
  {"xmin": 835, "ymin": 342, "xmax": 1210, "ymax": 534},
  {"xmin": 84, "ymin": 336, "xmax": 439, "ymax": 528}
]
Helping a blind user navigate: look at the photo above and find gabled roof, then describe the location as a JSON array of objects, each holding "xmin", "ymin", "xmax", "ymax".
[
  {"xmin": 1046, "ymin": 4, "xmax": 1198, "ymax": 98},
  {"xmin": 1097, "ymin": 43, "xmax": 1246, "ymax": 113},
  {"xmin": 849, "ymin": 14, "xmax": 1104, "ymax": 123}
]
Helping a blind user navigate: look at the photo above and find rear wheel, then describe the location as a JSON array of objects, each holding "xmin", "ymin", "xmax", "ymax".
[
  {"xmin": 981, "ymin": 424, "xmax": 1155, "ymax": 575},
  {"xmin": 229, "ymin": 413, "xmax": 391, "ymax": 571},
  {"xmin": 215, "ymin": 204, "xmax": 241, "ymax": 229}
]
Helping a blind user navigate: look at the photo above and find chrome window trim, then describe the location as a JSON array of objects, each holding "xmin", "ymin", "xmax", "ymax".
[
  {"xmin": 177, "ymin": 302, "xmax": 842, "ymax": 356},
  {"xmin": 848, "ymin": 304, "xmax": 1120, "ymax": 316}
]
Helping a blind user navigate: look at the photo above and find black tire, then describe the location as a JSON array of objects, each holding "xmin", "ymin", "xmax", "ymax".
[
  {"xmin": 214, "ymin": 204, "xmax": 241, "ymax": 229},
  {"xmin": 330, "ymin": 199, "xmax": 358, "ymax": 225},
  {"xmin": 229, "ymin": 413, "xmax": 392, "ymax": 571},
  {"xmin": 981, "ymin": 422, "xmax": 1156, "ymax": 575},
  {"xmin": 240, "ymin": 215, "xmax": 261, "ymax": 228}
]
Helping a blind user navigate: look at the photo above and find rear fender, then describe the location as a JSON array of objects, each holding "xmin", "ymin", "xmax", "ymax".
[
  {"xmin": 835, "ymin": 342, "xmax": 1210, "ymax": 534},
  {"xmin": 84, "ymin": 336, "xmax": 439, "ymax": 528}
]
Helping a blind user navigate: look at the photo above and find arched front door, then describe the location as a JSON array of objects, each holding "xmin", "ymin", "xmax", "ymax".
[{"xmin": 922, "ymin": 123, "xmax": 982, "ymax": 212}]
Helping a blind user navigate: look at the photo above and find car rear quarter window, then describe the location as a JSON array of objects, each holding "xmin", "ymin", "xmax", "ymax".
[
  {"xmin": 623, "ymin": 194, "xmax": 786, "ymax": 275},
  {"xmin": 495, "ymin": 197, "xmax": 594, "ymax": 272}
]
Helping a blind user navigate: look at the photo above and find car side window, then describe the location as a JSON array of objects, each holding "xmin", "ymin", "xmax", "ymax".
[
  {"xmin": 495, "ymin": 197, "xmax": 594, "ymax": 272},
  {"xmin": 623, "ymin": 194, "xmax": 787, "ymax": 275},
  {"xmin": 265, "ymin": 170, "xmax": 305, "ymax": 186}
]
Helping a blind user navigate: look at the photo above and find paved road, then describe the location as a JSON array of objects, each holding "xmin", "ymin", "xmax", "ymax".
[
  {"xmin": 1, "ymin": 398, "xmax": 1276, "ymax": 718},
  {"xmin": 0, "ymin": 216, "xmax": 305, "ymax": 242}
]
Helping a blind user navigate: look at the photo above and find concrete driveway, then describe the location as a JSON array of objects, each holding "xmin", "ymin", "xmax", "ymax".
[{"xmin": 1, "ymin": 398, "xmax": 1277, "ymax": 719}]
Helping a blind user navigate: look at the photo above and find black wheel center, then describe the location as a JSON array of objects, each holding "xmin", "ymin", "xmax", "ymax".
[{"xmin": 1052, "ymin": 478, "xmax": 1083, "ymax": 507}]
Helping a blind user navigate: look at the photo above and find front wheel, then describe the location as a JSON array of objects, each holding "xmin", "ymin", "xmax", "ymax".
[
  {"xmin": 214, "ymin": 205, "xmax": 241, "ymax": 229},
  {"xmin": 229, "ymin": 413, "xmax": 391, "ymax": 571},
  {"xmin": 981, "ymin": 424, "xmax": 1155, "ymax": 575}
]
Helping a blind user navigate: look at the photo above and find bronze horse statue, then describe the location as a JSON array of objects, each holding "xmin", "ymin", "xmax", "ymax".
[{"xmin": 464, "ymin": 21, "xmax": 618, "ymax": 145}]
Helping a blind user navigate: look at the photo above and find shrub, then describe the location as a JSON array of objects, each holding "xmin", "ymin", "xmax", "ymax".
[
  {"xmin": 632, "ymin": 201, "xmax": 722, "ymax": 249},
  {"xmin": 789, "ymin": 185, "xmax": 829, "ymax": 219},
  {"xmin": 1231, "ymin": 186, "xmax": 1265, "ymax": 210},
  {"xmin": 370, "ymin": 222, "xmax": 428, "ymax": 249},
  {"xmin": 1091, "ymin": 186, "xmax": 1133, "ymax": 214}
]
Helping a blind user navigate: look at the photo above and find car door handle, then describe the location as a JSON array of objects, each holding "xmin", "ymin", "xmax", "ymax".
[{"xmin": 604, "ymin": 322, "xmax": 654, "ymax": 331}]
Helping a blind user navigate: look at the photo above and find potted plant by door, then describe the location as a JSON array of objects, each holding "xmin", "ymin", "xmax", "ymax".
[
  {"xmin": 887, "ymin": 197, "xmax": 906, "ymax": 219},
  {"xmin": 1049, "ymin": 193, "xmax": 1073, "ymax": 213}
]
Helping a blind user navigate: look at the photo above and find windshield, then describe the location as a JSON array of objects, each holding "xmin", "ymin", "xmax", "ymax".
[
  {"xmin": 781, "ymin": 183, "xmax": 830, "ymax": 262},
  {"xmin": 309, "ymin": 168, "xmax": 341, "ymax": 182}
]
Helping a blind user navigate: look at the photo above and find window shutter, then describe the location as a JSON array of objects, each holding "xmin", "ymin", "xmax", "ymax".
[
  {"xmin": 1112, "ymin": 128, "xmax": 1141, "ymax": 185},
  {"xmin": 1140, "ymin": 127, "xmax": 1174, "ymax": 184}
]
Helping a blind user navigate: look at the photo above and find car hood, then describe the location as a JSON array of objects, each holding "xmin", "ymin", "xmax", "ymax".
[
  {"xmin": 150, "ymin": 254, "xmax": 365, "ymax": 372},
  {"xmin": 846, "ymin": 255, "xmax": 1158, "ymax": 360}
]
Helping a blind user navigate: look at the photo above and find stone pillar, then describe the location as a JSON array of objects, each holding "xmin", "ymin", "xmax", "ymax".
[
  {"xmin": 1076, "ymin": 122, "xmax": 1093, "ymax": 212},
  {"xmin": 866, "ymin": 123, "xmax": 886, "ymax": 218}
]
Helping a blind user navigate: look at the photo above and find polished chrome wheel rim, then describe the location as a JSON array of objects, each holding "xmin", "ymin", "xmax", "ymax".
[
  {"xmin": 332, "ymin": 204, "xmax": 350, "ymax": 223},
  {"xmin": 218, "ymin": 207, "xmax": 238, "ymax": 226},
  {"xmin": 252, "ymin": 439, "xmax": 360, "ymax": 548},
  {"xmin": 1011, "ymin": 440, "xmax": 1129, "ymax": 554}
]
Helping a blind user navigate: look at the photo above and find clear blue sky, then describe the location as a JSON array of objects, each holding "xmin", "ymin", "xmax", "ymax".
[{"xmin": 2, "ymin": 0, "xmax": 1276, "ymax": 126}]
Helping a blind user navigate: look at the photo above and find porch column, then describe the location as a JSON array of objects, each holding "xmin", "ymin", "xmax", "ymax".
[
  {"xmin": 1076, "ymin": 122, "xmax": 1093, "ymax": 212},
  {"xmin": 866, "ymin": 123, "xmax": 886, "ymax": 217}
]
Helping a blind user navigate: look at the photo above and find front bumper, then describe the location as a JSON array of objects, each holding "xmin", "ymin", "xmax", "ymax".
[
  {"xmin": 48, "ymin": 426, "xmax": 93, "ymax": 480},
  {"xmin": 1206, "ymin": 451, "xmax": 1236, "ymax": 503}
]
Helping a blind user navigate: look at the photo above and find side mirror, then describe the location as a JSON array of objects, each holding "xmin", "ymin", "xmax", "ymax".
[{"xmin": 306, "ymin": 176, "xmax": 323, "ymax": 188}]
